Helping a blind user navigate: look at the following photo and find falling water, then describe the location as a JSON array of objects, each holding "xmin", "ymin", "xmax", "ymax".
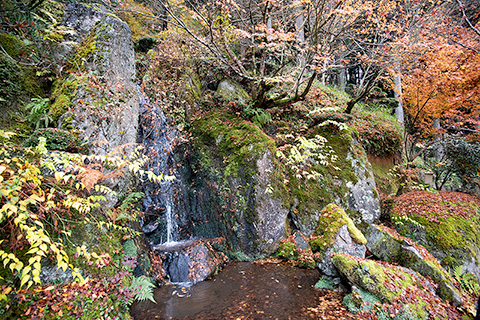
[{"xmin": 137, "ymin": 86, "xmax": 180, "ymax": 245}]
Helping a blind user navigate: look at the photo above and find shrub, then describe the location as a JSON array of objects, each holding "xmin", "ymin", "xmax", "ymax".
[{"xmin": 23, "ymin": 128, "xmax": 90, "ymax": 153}]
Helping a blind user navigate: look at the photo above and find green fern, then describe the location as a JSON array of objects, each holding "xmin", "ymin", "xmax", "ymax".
[
  {"xmin": 453, "ymin": 266, "xmax": 480, "ymax": 293},
  {"xmin": 129, "ymin": 275, "xmax": 156, "ymax": 304}
]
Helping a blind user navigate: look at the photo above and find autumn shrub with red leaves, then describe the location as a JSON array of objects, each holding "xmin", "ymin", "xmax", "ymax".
[{"xmin": 277, "ymin": 235, "xmax": 316, "ymax": 269}]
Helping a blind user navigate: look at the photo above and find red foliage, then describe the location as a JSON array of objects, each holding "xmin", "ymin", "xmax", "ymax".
[{"xmin": 393, "ymin": 191, "xmax": 480, "ymax": 223}]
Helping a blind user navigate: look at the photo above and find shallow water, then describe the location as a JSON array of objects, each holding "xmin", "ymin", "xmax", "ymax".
[{"xmin": 130, "ymin": 261, "xmax": 322, "ymax": 320}]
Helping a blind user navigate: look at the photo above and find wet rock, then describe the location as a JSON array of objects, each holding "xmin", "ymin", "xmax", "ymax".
[{"xmin": 155, "ymin": 238, "xmax": 228, "ymax": 284}]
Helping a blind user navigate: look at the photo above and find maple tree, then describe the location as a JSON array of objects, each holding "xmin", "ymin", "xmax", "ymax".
[{"xmin": 130, "ymin": 0, "xmax": 443, "ymax": 112}]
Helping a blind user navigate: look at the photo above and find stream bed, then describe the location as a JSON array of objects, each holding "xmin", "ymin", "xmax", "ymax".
[{"xmin": 131, "ymin": 261, "xmax": 326, "ymax": 320}]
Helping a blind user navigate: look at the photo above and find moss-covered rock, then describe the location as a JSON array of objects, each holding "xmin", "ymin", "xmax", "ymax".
[
  {"xmin": 332, "ymin": 254, "xmax": 459, "ymax": 319},
  {"xmin": 309, "ymin": 204, "xmax": 367, "ymax": 277},
  {"xmin": 365, "ymin": 224, "xmax": 462, "ymax": 305},
  {"xmin": 191, "ymin": 108, "xmax": 288, "ymax": 257},
  {"xmin": 216, "ymin": 79, "xmax": 250, "ymax": 103},
  {"xmin": 391, "ymin": 191, "xmax": 480, "ymax": 282}
]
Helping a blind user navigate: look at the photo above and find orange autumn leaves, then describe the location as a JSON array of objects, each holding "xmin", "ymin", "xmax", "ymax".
[{"xmin": 402, "ymin": 19, "xmax": 480, "ymax": 137}]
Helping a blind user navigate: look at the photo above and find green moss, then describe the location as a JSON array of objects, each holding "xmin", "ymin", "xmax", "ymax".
[
  {"xmin": 184, "ymin": 68, "xmax": 202, "ymax": 102},
  {"xmin": 346, "ymin": 218, "xmax": 367, "ymax": 245},
  {"xmin": 73, "ymin": 26, "xmax": 99, "ymax": 71},
  {"xmin": 309, "ymin": 204, "xmax": 346, "ymax": 254},
  {"xmin": 309, "ymin": 204, "xmax": 366, "ymax": 256},
  {"xmin": 394, "ymin": 206, "xmax": 480, "ymax": 266},
  {"xmin": 193, "ymin": 109, "xmax": 276, "ymax": 177},
  {"xmin": 331, "ymin": 254, "xmax": 359, "ymax": 274},
  {"xmin": 0, "ymin": 33, "xmax": 23, "ymax": 59},
  {"xmin": 50, "ymin": 78, "xmax": 78, "ymax": 122}
]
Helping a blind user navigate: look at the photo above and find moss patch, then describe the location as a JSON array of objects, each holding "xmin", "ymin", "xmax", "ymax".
[
  {"xmin": 50, "ymin": 78, "xmax": 79, "ymax": 123},
  {"xmin": 392, "ymin": 191, "xmax": 480, "ymax": 268},
  {"xmin": 309, "ymin": 204, "xmax": 366, "ymax": 257},
  {"xmin": 193, "ymin": 108, "xmax": 276, "ymax": 177}
]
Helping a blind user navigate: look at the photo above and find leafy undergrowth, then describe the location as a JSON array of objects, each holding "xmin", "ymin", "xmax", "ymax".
[
  {"xmin": 391, "ymin": 191, "xmax": 480, "ymax": 254},
  {"xmin": 2, "ymin": 271, "xmax": 133, "ymax": 320},
  {"xmin": 394, "ymin": 191, "xmax": 480, "ymax": 222},
  {"xmin": 277, "ymin": 234, "xmax": 317, "ymax": 269}
]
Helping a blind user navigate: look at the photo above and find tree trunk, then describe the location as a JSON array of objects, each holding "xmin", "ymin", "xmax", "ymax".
[
  {"xmin": 345, "ymin": 99, "xmax": 356, "ymax": 114},
  {"xmin": 394, "ymin": 72, "xmax": 404, "ymax": 123}
]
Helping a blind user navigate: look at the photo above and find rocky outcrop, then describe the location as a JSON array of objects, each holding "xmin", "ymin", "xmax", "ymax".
[
  {"xmin": 347, "ymin": 155, "xmax": 381, "ymax": 223},
  {"xmin": 190, "ymin": 109, "xmax": 289, "ymax": 258},
  {"xmin": 62, "ymin": 3, "xmax": 138, "ymax": 155},
  {"xmin": 365, "ymin": 224, "xmax": 462, "ymax": 306},
  {"xmin": 332, "ymin": 254, "xmax": 456, "ymax": 320}
]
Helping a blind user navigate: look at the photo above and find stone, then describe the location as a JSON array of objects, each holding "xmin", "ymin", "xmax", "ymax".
[
  {"xmin": 155, "ymin": 238, "xmax": 228, "ymax": 284},
  {"xmin": 62, "ymin": 3, "xmax": 138, "ymax": 155},
  {"xmin": 317, "ymin": 224, "xmax": 366, "ymax": 278},
  {"xmin": 332, "ymin": 254, "xmax": 451, "ymax": 320},
  {"xmin": 365, "ymin": 224, "xmax": 462, "ymax": 306},
  {"xmin": 216, "ymin": 79, "xmax": 250, "ymax": 103},
  {"xmin": 293, "ymin": 231, "xmax": 309, "ymax": 250},
  {"xmin": 252, "ymin": 152, "xmax": 289, "ymax": 255},
  {"xmin": 346, "ymin": 155, "xmax": 381, "ymax": 224}
]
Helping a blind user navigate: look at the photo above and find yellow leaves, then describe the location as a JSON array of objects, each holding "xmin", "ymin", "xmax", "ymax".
[
  {"xmin": 54, "ymin": 171, "xmax": 65, "ymax": 182},
  {"xmin": 1, "ymin": 202, "xmax": 17, "ymax": 217}
]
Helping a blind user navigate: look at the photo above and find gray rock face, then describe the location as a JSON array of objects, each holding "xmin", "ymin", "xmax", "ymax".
[
  {"xmin": 347, "ymin": 155, "xmax": 381, "ymax": 223},
  {"xmin": 318, "ymin": 224, "xmax": 366, "ymax": 278},
  {"xmin": 63, "ymin": 4, "xmax": 138, "ymax": 155},
  {"xmin": 252, "ymin": 152, "xmax": 289, "ymax": 254}
]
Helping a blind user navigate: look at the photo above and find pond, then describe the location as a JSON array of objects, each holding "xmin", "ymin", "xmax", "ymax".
[{"xmin": 131, "ymin": 261, "xmax": 327, "ymax": 320}]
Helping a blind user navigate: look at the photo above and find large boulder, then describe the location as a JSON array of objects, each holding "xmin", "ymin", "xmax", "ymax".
[
  {"xmin": 347, "ymin": 154, "xmax": 381, "ymax": 223},
  {"xmin": 189, "ymin": 109, "xmax": 289, "ymax": 258},
  {"xmin": 282, "ymin": 128, "xmax": 381, "ymax": 236},
  {"xmin": 365, "ymin": 224, "xmax": 462, "ymax": 306},
  {"xmin": 61, "ymin": 3, "xmax": 138, "ymax": 155},
  {"xmin": 332, "ymin": 254, "xmax": 460, "ymax": 320},
  {"xmin": 309, "ymin": 204, "xmax": 367, "ymax": 278}
]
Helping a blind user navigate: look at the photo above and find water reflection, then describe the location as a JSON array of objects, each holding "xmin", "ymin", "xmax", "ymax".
[{"xmin": 130, "ymin": 261, "xmax": 322, "ymax": 320}]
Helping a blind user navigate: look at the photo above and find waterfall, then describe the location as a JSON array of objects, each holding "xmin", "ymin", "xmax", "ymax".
[{"xmin": 138, "ymin": 86, "xmax": 181, "ymax": 245}]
